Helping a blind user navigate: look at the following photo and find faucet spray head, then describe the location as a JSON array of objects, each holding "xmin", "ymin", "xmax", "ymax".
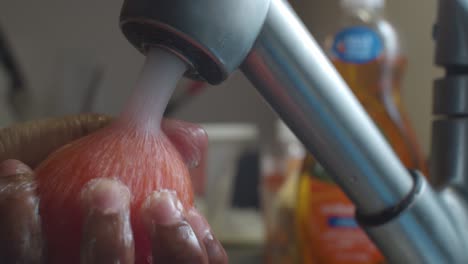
[{"xmin": 120, "ymin": 0, "xmax": 271, "ymax": 84}]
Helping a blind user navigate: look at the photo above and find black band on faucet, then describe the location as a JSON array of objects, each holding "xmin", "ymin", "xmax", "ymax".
[{"xmin": 355, "ymin": 170, "xmax": 424, "ymax": 227}]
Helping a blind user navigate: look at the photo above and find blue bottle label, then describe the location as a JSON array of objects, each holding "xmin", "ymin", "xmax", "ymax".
[{"xmin": 332, "ymin": 26, "xmax": 383, "ymax": 64}]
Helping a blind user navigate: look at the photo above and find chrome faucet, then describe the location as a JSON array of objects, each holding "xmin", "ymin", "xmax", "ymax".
[{"xmin": 120, "ymin": 0, "xmax": 468, "ymax": 263}]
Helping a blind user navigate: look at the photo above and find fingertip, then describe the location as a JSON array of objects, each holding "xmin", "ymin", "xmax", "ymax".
[
  {"xmin": 187, "ymin": 125, "xmax": 208, "ymax": 168},
  {"xmin": 186, "ymin": 209, "xmax": 211, "ymax": 237},
  {"xmin": 142, "ymin": 191, "xmax": 209, "ymax": 263},
  {"xmin": 150, "ymin": 221, "xmax": 207, "ymax": 264},
  {"xmin": 0, "ymin": 160, "xmax": 42, "ymax": 263},
  {"xmin": 0, "ymin": 159, "xmax": 32, "ymax": 178},
  {"xmin": 80, "ymin": 178, "xmax": 134, "ymax": 264},
  {"xmin": 0, "ymin": 160, "xmax": 35, "ymax": 196},
  {"xmin": 141, "ymin": 190, "xmax": 184, "ymax": 227},
  {"xmin": 81, "ymin": 178, "xmax": 131, "ymax": 215},
  {"xmin": 202, "ymin": 233, "xmax": 228, "ymax": 264},
  {"xmin": 186, "ymin": 123, "xmax": 208, "ymax": 148},
  {"xmin": 187, "ymin": 209, "xmax": 228, "ymax": 264},
  {"xmin": 161, "ymin": 119, "xmax": 208, "ymax": 169}
]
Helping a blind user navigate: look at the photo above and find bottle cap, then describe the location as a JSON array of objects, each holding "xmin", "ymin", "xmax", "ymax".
[{"xmin": 340, "ymin": 0, "xmax": 385, "ymax": 10}]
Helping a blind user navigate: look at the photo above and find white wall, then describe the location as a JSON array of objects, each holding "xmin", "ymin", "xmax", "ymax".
[{"xmin": 0, "ymin": 0, "xmax": 439, "ymax": 153}]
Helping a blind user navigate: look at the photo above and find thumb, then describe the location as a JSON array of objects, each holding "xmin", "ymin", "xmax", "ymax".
[{"xmin": 0, "ymin": 114, "xmax": 112, "ymax": 168}]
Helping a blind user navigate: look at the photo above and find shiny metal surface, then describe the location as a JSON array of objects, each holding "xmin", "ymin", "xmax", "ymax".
[
  {"xmin": 242, "ymin": 0, "xmax": 466, "ymax": 261},
  {"xmin": 435, "ymin": 0, "xmax": 468, "ymax": 66},
  {"xmin": 431, "ymin": 1, "xmax": 468, "ymax": 259},
  {"xmin": 364, "ymin": 178, "xmax": 464, "ymax": 264},
  {"xmin": 120, "ymin": 0, "xmax": 271, "ymax": 84},
  {"xmin": 431, "ymin": 119, "xmax": 468, "ymax": 189},
  {"xmin": 242, "ymin": 0, "xmax": 412, "ymax": 215},
  {"xmin": 439, "ymin": 187, "xmax": 468, "ymax": 255},
  {"xmin": 433, "ymin": 76, "xmax": 468, "ymax": 115}
]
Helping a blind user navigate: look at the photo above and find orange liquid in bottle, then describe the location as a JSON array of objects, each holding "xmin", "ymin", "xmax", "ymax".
[
  {"xmin": 296, "ymin": 55, "xmax": 428, "ymax": 264},
  {"xmin": 332, "ymin": 56, "xmax": 427, "ymax": 172}
]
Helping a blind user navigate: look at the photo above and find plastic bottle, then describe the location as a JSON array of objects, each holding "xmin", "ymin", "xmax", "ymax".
[
  {"xmin": 261, "ymin": 120, "xmax": 305, "ymax": 264},
  {"xmin": 296, "ymin": 0, "xmax": 428, "ymax": 263}
]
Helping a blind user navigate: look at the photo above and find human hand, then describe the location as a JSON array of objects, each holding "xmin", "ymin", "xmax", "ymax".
[{"xmin": 0, "ymin": 114, "xmax": 227, "ymax": 264}]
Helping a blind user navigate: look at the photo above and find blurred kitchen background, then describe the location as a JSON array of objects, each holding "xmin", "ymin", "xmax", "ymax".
[{"xmin": 0, "ymin": 0, "xmax": 440, "ymax": 263}]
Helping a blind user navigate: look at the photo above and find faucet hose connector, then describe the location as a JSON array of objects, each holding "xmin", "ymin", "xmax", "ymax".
[{"xmin": 120, "ymin": 0, "xmax": 271, "ymax": 84}]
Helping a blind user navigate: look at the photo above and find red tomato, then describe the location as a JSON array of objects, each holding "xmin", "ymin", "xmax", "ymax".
[{"xmin": 35, "ymin": 120, "xmax": 193, "ymax": 263}]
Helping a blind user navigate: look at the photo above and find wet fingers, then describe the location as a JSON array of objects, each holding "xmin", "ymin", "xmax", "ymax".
[
  {"xmin": 187, "ymin": 209, "xmax": 228, "ymax": 264},
  {"xmin": 0, "ymin": 159, "xmax": 43, "ymax": 264},
  {"xmin": 80, "ymin": 178, "xmax": 134, "ymax": 264},
  {"xmin": 142, "ymin": 190, "xmax": 208, "ymax": 264}
]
